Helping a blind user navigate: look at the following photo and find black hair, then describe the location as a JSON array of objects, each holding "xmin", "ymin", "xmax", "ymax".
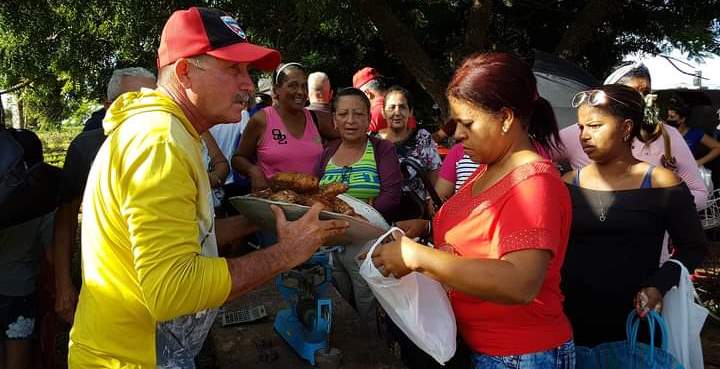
[
  {"xmin": 332, "ymin": 87, "xmax": 371, "ymax": 115},
  {"xmin": 383, "ymin": 85, "xmax": 414, "ymax": 112},
  {"xmin": 273, "ymin": 62, "xmax": 306, "ymax": 87},
  {"xmin": 589, "ymin": 84, "xmax": 646, "ymax": 139},
  {"xmin": 668, "ymin": 100, "xmax": 691, "ymax": 120}
]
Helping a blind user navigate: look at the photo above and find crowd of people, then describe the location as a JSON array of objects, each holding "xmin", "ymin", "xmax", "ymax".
[{"xmin": 0, "ymin": 5, "xmax": 714, "ymax": 369}]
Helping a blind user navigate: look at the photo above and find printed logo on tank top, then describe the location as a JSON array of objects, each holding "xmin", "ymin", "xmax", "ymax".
[{"xmin": 271, "ymin": 129, "xmax": 288, "ymax": 144}]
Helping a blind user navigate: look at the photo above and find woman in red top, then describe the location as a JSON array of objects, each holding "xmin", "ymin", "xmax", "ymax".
[{"xmin": 370, "ymin": 53, "xmax": 575, "ymax": 368}]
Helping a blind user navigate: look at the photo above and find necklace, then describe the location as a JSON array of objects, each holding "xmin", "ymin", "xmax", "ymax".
[{"xmin": 597, "ymin": 196, "xmax": 607, "ymax": 222}]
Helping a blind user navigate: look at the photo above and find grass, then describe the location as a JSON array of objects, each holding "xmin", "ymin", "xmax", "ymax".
[{"xmin": 37, "ymin": 126, "xmax": 83, "ymax": 168}]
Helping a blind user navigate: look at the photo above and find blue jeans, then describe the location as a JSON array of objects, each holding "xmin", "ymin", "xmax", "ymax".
[{"xmin": 471, "ymin": 340, "xmax": 575, "ymax": 369}]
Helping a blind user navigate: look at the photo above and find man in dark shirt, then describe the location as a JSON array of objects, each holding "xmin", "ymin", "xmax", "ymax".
[{"xmin": 53, "ymin": 67, "xmax": 156, "ymax": 323}]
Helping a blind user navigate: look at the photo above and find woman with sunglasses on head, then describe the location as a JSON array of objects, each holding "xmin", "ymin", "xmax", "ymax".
[
  {"xmin": 369, "ymin": 53, "xmax": 575, "ymax": 368},
  {"xmin": 232, "ymin": 63, "xmax": 338, "ymax": 191},
  {"xmin": 552, "ymin": 63, "xmax": 708, "ymax": 209},
  {"xmin": 315, "ymin": 87, "xmax": 402, "ymax": 321},
  {"xmin": 561, "ymin": 85, "xmax": 707, "ymax": 347}
]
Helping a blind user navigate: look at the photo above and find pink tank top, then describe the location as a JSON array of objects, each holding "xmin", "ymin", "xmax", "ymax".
[{"xmin": 257, "ymin": 106, "xmax": 323, "ymax": 178}]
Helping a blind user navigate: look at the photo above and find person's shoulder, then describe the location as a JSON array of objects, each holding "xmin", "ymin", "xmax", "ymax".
[
  {"xmin": 68, "ymin": 128, "xmax": 105, "ymax": 152},
  {"xmin": 650, "ymin": 165, "xmax": 681, "ymax": 188},
  {"xmin": 370, "ymin": 135, "xmax": 395, "ymax": 152},
  {"xmin": 415, "ymin": 128, "xmax": 433, "ymax": 140},
  {"xmin": 246, "ymin": 110, "xmax": 267, "ymax": 131},
  {"xmin": 662, "ymin": 124, "xmax": 684, "ymax": 139}
]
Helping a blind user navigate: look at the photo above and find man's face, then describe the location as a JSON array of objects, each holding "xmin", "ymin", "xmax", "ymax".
[{"xmin": 186, "ymin": 56, "xmax": 254, "ymax": 124}]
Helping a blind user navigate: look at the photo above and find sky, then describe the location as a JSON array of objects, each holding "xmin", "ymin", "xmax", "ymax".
[{"xmin": 626, "ymin": 47, "xmax": 720, "ymax": 90}]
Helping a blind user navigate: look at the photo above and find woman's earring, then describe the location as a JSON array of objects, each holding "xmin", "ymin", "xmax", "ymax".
[{"xmin": 502, "ymin": 126, "xmax": 509, "ymax": 134}]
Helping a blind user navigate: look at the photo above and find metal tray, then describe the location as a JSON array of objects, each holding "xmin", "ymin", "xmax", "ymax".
[{"xmin": 228, "ymin": 195, "xmax": 389, "ymax": 247}]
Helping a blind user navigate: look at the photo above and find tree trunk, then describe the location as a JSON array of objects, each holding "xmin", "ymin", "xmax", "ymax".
[
  {"xmin": 554, "ymin": 0, "xmax": 621, "ymax": 60},
  {"xmin": 17, "ymin": 95, "xmax": 24, "ymax": 129},
  {"xmin": 354, "ymin": 0, "xmax": 450, "ymax": 119},
  {"xmin": 461, "ymin": 0, "xmax": 493, "ymax": 57}
]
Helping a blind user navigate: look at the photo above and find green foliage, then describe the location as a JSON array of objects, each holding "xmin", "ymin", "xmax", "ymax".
[{"xmin": 0, "ymin": 0, "xmax": 719, "ymax": 127}]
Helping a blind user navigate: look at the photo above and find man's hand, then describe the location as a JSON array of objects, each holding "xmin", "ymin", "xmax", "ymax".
[
  {"xmin": 271, "ymin": 202, "xmax": 349, "ymax": 270},
  {"xmin": 55, "ymin": 280, "xmax": 78, "ymax": 323}
]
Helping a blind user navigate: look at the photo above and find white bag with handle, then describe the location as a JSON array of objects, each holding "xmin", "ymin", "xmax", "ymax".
[
  {"xmin": 359, "ymin": 228, "xmax": 456, "ymax": 364},
  {"xmin": 661, "ymin": 258, "xmax": 708, "ymax": 369}
]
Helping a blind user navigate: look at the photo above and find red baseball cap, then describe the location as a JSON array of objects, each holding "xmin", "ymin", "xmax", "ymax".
[
  {"xmin": 157, "ymin": 7, "xmax": 281, "ymax": 70},
  {"xmin": 352, "ymin": 67, "xmax": 380, "ymax": 89}
]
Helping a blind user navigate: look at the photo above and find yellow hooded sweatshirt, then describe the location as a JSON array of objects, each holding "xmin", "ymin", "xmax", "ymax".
[{"xmin": 68, "ymin": 90, "xmax": 231, "ymax": 368}]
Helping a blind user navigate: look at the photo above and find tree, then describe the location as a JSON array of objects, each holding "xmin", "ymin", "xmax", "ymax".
[{"xmin": 1, "ymin": 0, "xmax": 719, "ymax": 128}]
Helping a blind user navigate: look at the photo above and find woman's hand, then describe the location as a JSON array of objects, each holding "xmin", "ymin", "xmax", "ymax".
[
  {"xmin": 635, "ymin": 287, "xmax": 663, "ymax": 317},
  {"xmin": 366, "ymin": 233, "xmax": 420, "ymax": 278},
  {"xmin": 249, "ymin": 169, "xmax": 270, "ymax": 192},
  {"xmin": 394, "ymin": 219, "xmax": 429, "ymax": 239}
]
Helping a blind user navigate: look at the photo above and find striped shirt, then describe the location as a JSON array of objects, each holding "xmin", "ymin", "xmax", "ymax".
[
  {"xmin": 320, "ymin": 140, "xmax": 380, "ymax": 202},
  {"xmin": 455, "ymin": 154, "xmax": 481, "ymax": 191}
]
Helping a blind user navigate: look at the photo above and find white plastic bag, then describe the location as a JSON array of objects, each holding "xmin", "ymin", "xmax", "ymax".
[
  {"xmin": 661, "ymin": 259, "xmax": 708, "ymax": 369},
  {"xmin": 699, "ymin": 166, "xmax": 713, "ymax": 193},
  {"xmin": 359, "ymin": 228, "xmax": 456, "ymax": 365}
]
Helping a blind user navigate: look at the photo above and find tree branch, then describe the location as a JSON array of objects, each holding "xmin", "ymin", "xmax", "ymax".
[
  {"xmin": 354, "ymin": 0, "xmax": 450, "ymax": 118},
  {"xmin": 461, "ymin": 0, "xmax": 493, "ymax": 56},
  {"xmin": 554, "ymin": 0, "xmax": 621, "ymax": 60}
]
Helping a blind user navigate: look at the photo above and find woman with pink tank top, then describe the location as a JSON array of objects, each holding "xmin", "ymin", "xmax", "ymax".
[{"xmin": 233, "ymin": 63, "xmax": 336, "ymax": 190}]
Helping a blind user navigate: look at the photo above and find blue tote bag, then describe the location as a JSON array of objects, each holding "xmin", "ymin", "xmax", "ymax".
[{"xmin": 576, "ymin": 310, "xmax": 684, "ymax": 369}]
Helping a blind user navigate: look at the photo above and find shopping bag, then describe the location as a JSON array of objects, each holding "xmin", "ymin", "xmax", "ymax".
[
  {"xmin": 698, "ymin": 166, "xmax": 713, "ymax": 193},
  {"xmin": 576, "ymin": 310, "xmax": 683, "ymax": 369},
  {"xmin": 359, "ymin": 228, "xmax": 456, "ymax": 364},
  {"xmin": 661, "ymin": 259, "xmax": 708, "ymax": 369}
]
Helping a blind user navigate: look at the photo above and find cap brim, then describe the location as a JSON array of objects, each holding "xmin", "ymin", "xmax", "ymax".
[{"xmin": 207, "ymin": 42, "xmax": 281, "ymax": 71}]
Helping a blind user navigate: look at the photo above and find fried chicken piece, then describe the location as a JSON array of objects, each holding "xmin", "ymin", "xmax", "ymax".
[
  {"xmin": 270, "ymin": 172, "xmax": 319, "ymax": 194},
  {"xmin": 296, "ymin": 193, "xmax": 328, "ymax": 207},
  {"xmin": 295, "ymin": 193, "xmax": 355, "ymax": 216},
  {"xmin": 268, "ymin": 189, "xmax": 300, "ymax": 203},
  {"xmin": 249, "ymin": 188, "xmax": 273, "ymax": 199},
  {"xmin": 320, "ymin": 182, "xmax": 349, "ymax": 197},
  {"xmin": 329, "ymin": 197, "xmax": 355, "ymax": 216}
]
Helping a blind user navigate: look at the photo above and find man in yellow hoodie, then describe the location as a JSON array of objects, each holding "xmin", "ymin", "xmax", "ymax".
[{"xmin": 68, "ymin": 7, "xmax": 349, "ymax": 368}]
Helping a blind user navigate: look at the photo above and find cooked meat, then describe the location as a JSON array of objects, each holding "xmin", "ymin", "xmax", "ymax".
[
  {"xmin": 320, "ymin": 182, "xmax": 349, "ymax": 197},
  {"xmin": 329, "ymin": 197, "xmax": 355, "ymax": 216},
  {"xmin": 270, "ymin": 172, "xmax": 319, "ymax": 194},
  {"xmin": 251, "ymin": 173, "xmax": 356, "ymax": 217},
  {"xmin": 269, "ymin": 189, "xmax": 300, "ymax": 203},
  {"xmin": 249, "ymin": 188, "xmax": 273, "ymax": 199}
]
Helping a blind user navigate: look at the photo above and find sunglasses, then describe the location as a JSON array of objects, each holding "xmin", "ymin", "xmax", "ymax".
[{"xmin": 571, "ymin": 90, "xmax": 628, "ymax": 108}]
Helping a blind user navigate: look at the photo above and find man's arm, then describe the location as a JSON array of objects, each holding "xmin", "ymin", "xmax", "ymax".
[{"xmin": 53, "ymin": 197, "xmax": 81, "ymax": 323}]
